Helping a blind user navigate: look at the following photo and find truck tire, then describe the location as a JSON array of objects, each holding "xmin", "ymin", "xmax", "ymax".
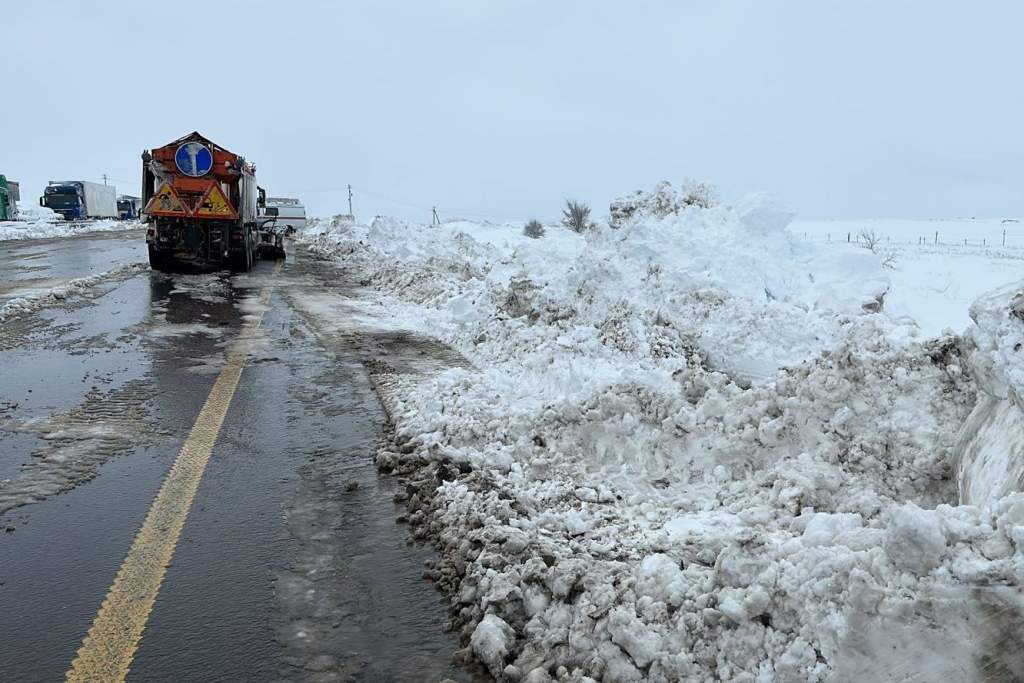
[
  {"xmin": 230, "ymin": 237, "xmax": 254, "ymax": 272},
  {"xmin": 148, "ymin": 245, "xmax": 167, "ymax": 272}
]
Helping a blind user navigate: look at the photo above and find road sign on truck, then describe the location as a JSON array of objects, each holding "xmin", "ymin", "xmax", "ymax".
[{"xmin": 40, "ymin": 181, "xmax": 118, "ymax": 221}]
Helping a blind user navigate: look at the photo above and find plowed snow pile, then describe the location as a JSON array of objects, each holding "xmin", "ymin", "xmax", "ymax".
[
  {"xmin": 305, "ymin": 183, "xmax": 1024, "ymax": 682},
  {"xmin": 0, "ymin": 203, "xmax": 135, "ymax": 241}
]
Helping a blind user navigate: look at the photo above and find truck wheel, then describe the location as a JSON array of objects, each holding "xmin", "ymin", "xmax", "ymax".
[
  {"xmin": 148, "ymin": 246, "xmax": 167, "ymax": 272},
  {"xmin": 230, "ymin": 242, "xmax": 253, "ymax": 272}
]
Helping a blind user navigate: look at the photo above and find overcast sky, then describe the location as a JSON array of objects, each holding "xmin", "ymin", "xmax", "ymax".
[{"xmin": 5, "ymin": 1, "xmax": 1023, "ymax": 222}]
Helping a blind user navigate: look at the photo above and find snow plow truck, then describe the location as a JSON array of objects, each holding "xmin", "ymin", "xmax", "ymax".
[{"xmin": 141, "ymin": 131, "xmax": 275, "ymax": 272}]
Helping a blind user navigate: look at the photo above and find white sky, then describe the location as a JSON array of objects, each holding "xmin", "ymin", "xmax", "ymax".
[{"xmin": 5, "ymin": 1, "xmax": 1023, "ymax": 222}]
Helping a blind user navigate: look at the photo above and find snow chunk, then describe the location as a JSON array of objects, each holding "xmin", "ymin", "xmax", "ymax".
[
  {"xmin": 884, "ymin": 503, "xmax": 947, "ymax": 575},
  {"xmin": 802, "ymin": 512, "xmax": 864, "ymax": 546},
  {"xmin": 736, "ymin": 192, "xmax": 794, "ymax": 236},
  {"xmin": 607, "ymin": 607, "xmax": 663, "ymax": 669},
  {"xmin": 635, "ymin": 554, "xmax": 685, "ymax": 607},
  {"xmin": 470, "ymin": 614, "xmax": 515, "ymax": 676}
]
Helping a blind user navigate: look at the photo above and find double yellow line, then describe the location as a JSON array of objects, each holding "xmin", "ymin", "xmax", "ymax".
[{"xmin": 67, "ymin": 263, "xmax": 280, "ymax": 682}]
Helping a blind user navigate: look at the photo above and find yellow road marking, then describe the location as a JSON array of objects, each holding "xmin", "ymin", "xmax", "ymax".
[{"xmin": 67, "ymin": 262, "xmax": 282, "ymax": 682}]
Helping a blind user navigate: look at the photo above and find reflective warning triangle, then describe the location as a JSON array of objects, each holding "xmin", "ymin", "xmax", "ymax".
[
  {"xmin": 194, "ymin": 183, "xmax": 237, "ymax": 219},
  {"xmin": 145, "ymin": 183, "xmax": 189, "ymax": 217}
]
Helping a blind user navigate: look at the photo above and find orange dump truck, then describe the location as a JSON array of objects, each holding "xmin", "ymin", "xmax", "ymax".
[{"xmin": 141, "ymin": 131, "xmax": 266, "ymax": 271}]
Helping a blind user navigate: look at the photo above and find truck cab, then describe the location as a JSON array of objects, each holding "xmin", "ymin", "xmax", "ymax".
[
  {"xmin": 41, "ymin": 183, "xmax": 85, "ymax": 221},
  {"xmin": 117, "ymin": 196, "xmax": 142, "ymax": 220}
]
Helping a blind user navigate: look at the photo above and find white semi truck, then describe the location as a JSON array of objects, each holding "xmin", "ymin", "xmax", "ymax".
[{"xmin": 40, "ymin": 181, "xmax": 118, "ymax": 221}]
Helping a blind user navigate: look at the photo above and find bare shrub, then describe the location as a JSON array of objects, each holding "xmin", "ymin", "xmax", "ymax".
[
  {"xmin": 523, "ymin": 219, "xmax": 545, "ymax": 239},
  {"xmin": 858, "ymin": 228, "xmax": 897, "ymax": 268},
  {"xmin": 858, "ymin": 228, "xmax": 881, "ymax": 252},
  {"xmin": 562, "ymin": 200, "xmax": 594, "ymax": 233}
]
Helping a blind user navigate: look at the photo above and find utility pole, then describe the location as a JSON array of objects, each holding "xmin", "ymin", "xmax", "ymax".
[
  {"xmin": 432, "ymin": 206, "xmax": 440, "ymax": 226},
  {"xmin": 102, "ymin": 174, "xmax": 108, "ymax": 185},
  {"xmin": 347, "ymin": 184, "xmax": 353, "ymax": 216}
]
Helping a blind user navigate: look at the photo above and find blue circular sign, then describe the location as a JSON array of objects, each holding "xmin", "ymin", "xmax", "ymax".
[{"xmin": 175, "ymin": 142, "xmax": 214, "ymax": 177}]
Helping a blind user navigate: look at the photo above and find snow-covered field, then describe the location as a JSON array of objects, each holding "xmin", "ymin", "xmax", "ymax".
[
  {"xmin": 301, "ymin": 185, "xmax": 1024, "ymax": 682},
  {"xmin": 0, "ymin": 202, "xmax": 136, "ymax": 241},
  {"xmin": 794, "ymin": 218, "xmax": 1024, "ymax": 339}
]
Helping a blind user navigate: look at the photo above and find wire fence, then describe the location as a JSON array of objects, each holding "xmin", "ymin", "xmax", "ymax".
[{"xmin": 794, "ymin": 226, "xmax": 1024, "ymax": 250}]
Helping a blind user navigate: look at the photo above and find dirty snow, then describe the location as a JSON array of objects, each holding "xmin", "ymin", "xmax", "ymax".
[
  {"xmin": 302, "ymin": 183, "xmax": 1024, "ymax": 682},
  {"xmin": 0, "ymin": 262, "xmax": 148, "ymax": 322},
  {"xmin": 0, "ymin": 202, "xmax": 139, "ymax": 241}
]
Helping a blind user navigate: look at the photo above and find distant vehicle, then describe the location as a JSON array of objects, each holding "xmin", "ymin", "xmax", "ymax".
[
  {"xmin": 254, "ymin": 196, "xmax": 304, "ymax": 259},
  {"xmin": 142, "ymin": 131, "xmax": 263, "ymax": 272},
  {"xmin": 0, "ymin": 175, "xmax": 18, "ymax": 221},
  {"xmin": 263, "ymin": 197, "xmax": 306, "ymax": 232},
  {"xmin": 40, "ymin": 181, "xmax": 118, "ymax": 221},
  {"xmin": 117, "ymin": 195, "xmax": 143, "ymax": 220}
]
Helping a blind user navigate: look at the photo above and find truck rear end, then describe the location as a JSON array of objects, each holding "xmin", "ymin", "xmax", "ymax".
[{"xmin": 142, "ymin": 132, "xmax": 260, "ymax": 272}]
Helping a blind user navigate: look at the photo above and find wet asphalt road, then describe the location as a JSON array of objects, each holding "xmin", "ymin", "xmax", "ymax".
[
  {"xmin": 0, "ymin": 233, "xmax": 474, "ymax": 682},
  {"xmin": 0, "ymin": 230, "xmax": 146, "ymax": 305}
]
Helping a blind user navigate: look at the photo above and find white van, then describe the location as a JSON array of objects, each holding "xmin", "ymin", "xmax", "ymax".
[{"xmin": 263, "ymin": 197, "xmax": 306, "ymax": 232}]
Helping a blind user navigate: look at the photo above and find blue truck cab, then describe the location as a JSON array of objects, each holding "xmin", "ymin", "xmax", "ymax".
[
  {"xmin": 41, "ymin": 183, "xmax": 87, "ymax": 220},
  {"xmin": 117, "ymin": 195, "xmax": 142, "ymax": 220}
]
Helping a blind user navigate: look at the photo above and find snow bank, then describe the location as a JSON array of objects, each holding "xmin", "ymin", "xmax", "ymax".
[
  {"xmin": 0, "ymin": 202, "xmax": 139, "ymax": 241},
  {"xmin": 954, "ymin": 285, "xmax": 1024, "ymax": 507},
  {"xmin": 304, "ymin": 182, "xmax": 1024, "ymax": 681}
]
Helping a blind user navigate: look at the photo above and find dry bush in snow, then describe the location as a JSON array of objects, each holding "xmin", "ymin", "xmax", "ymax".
[
  {"xmin": 859, "ymin": 228, "xmax": 897, "ymax": 269},
  {"xmin": 562, "ymin": 200, "xmax": 594, "ymax": 233},
  {"xmin": 858, "ymin": 228, "xmax": 881, "ymax": 252},
  {"xmin": 523, "ymin": 219, "xmax": 545, "ymax": 239}
]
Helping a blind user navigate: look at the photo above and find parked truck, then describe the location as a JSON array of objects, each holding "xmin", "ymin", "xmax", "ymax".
[
  {"xmin": 117, "ymin": 195, "xmax": 142, "ymax": 220},
  {"xmin": 0, "ymin": 175, "xmax": 18, "ymax": 220},
  {"xmin": 141, "ymin": 131, "xmax": 263, "ymax": 272},
  {"xmin": 40, "ymin": 181, "xmax": 118, "ymax": 221}
]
